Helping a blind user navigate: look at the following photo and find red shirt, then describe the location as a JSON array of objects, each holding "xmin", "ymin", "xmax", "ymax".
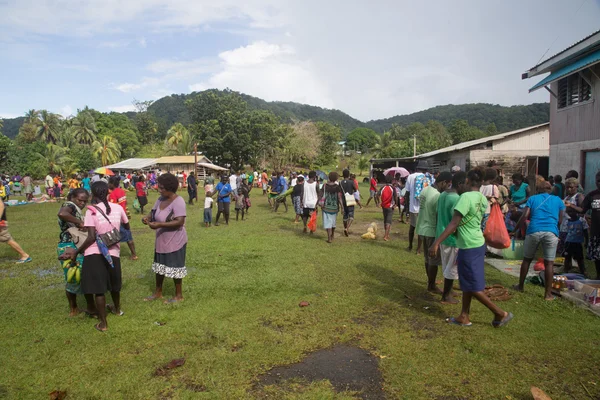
[
  {"xmin": 135, "ymin": 182, "xmax": 146, "ymax": 197},
  {"xmin": 108, "ymin": 188, "xmax": 127, "ymax": 211},
  {"xmin": 370, "ymin": 178, "xmax": 377, "ymax": 192},
  {"xmin": 380, "ymin": 185, "xmax": 394, "ymax": 208}
]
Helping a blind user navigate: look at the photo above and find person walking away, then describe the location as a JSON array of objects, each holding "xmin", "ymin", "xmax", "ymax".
[
  {"xmin": 302, "ymin": 171, "xmax": 320, "ymax": 234},
  {"xmin": 379, "ymin": 175, "xmax": 398, "ymax": 241},
  {"xmin": 509, "ymin": 173, "xmax": 530, "ymax": 209},
  {"xmin": 429, "ymin": 168, "xmax": 513, "ymax": 327},
  {"xmin": 480, "ymin": 168, "xmax": 499, "ymax": 231},
  {"xmin": 513, "ymin": 181, "xmax": 565, "ymax": 300},
  {"xmin": 143, "ymin": 173, "xmax": 188, "ymax": 304},
  {"xmin": 292, "ymin": 175, "xmax": 304, "ymax": 224},
  {"xmin": 365, "ymin": 173, "xmax": 379, "ymax": 207},
  {"xmin": 187, "ymin": 172, "xmax": 198, "ymax": 205},
  {"xmin": 242, "ymin": 179, "xmax": 252, "ymax": 214},
  {"xmin": 417, "ymin": 171, "xmax": 452, "ymax": 292},
  {"xmin": 552, "ymin": 175, "xmax": 565, "ymax": 198},
  {"xmin": 340, "ymin": 169, "xmax": 356, "ymax": 236},
  {"xmin": 22, "ymin": 173, "xmax": 33, "ymax": 202},
  {"xmin": 437, "ymin": 172, "xmax": 464, "ymax": 304},
  {"xmin": 248, "ymin": 170, "xmax": 255, "ymax": 188},
  {"xmin": 350, "ymin": 173, "xmax": 363, "ymax": 209},
  {"xmin": 81, "ymin": 173, "xmax": 91, "ymax": 194},
  {"xmin": 57, "ymin": 188, "xmax": 96, "ymax": 316},
  {"xmin": 214, "ymin": 175, "xmax": 232, "ymax": 226},
  {"xmin": 204, "ymin": 191, "xmax": 213, "ymax": 227},
  {"xmin": 69, "ymin": 181, "xmax": 129, "ymax": 332},
  {"xmin": 582, "ymin": 171, "xmax": 600, "ymax": 279},
  {"xmin": 136, "ymin": 175, "xmax": 148, "ymax": 214},
  {"xmin": 108, "ymin": 177, "xmax": 138, "ymax": 260},
  {"xmin": 321, "ymin": 172, "xmax": 343, "ymax": 243},
  {"xmin": 405, "ymin": 161, "xmax": 431, "ymax": 252},
  {"xmin": 273, "ymin": 171, "xmax": 289, "ymax": 213}
]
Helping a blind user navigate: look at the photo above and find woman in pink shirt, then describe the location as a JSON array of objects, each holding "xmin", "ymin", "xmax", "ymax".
[{"xmin": 68, "ymin": 181, "xmax": 129, "ymax": 332}]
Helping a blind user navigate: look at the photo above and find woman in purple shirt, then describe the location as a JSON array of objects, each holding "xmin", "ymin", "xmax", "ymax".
[{"xmin": 143, "ymin": 173, "xmax": 188, "ymax": 304}]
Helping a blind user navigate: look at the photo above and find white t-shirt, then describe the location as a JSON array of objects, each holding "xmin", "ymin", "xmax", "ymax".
[
  {"xmin": 291, "ymin": 178, "xmax": 297, "ymax": 187},
  {"xmin": 303, "ymin": 181, "xmax": 318, "ymax": 208},
  {"xmin": 204, "ymin": 197, "xmax": 213, "ymax": 209},
  {"xmin": 405, "ymin": 172, "xmax": 423, "ymax": 214},
  {"xmin": 45, "ymin": 175, "xmax": 54, "ymax": 188},
  {"xmin": 229, "ymin": 175, "xmax": 238, "ymax": 191},
  {"xmin": 480, "ymin": 184, "xmax": 499, "ymax": 214}
]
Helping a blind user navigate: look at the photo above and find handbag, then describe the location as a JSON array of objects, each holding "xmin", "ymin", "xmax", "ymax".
[
  {"xmin": 91, "ymin": 206, "xmax": 121, "ymax": 247},
  {"xmin": 67, "ymin": 227, "xmax": 89, "ymax": 249},
  {"xmin": 344, "ymin": 192, "xmax": 356, "ymax": 207}
]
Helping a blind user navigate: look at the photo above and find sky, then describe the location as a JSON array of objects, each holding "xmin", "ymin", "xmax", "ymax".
[{"xmin": 1, "ymin": 0, "xmax": 599, "ymax": 122}]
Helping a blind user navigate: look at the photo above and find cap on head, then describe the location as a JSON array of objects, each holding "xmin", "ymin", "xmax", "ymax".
[
  {"xmin": 416, "ymin": 160, "xmax": 429, "ymax": 171},
  {"xmin": 451, "ymin": 166, "xmax": 461, "ymax": 173},
  {"xmin": 437, "ymin": 171, "xmax": 453, "ymax": 182}
]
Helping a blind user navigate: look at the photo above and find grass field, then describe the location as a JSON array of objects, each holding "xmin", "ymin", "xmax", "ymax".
[{"xmin": 0, "ymin": 183, "xmax": 599, "ymax": 399}]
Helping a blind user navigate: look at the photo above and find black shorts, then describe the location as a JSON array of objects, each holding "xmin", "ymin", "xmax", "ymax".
[
  {"xmin": 218, "ymin": 201, "xmax": 230, "ymax": 214},
  {"xmin": 563, "ymin": 242, "xmax": 584, "ymax": 260},
  {"xmin": 382, "ymin": 207, "xmax": 394, "ymax": 225},
  {"xmin": 303, "ymin": 208, "xmax": 315, "ymax": 218},
  {"xmin": 137, "ymin": 195, "xmax": 148, "ymax": 207},
  {"xmin": 343, "ymin": 206, "xmax": 355, "ymax": 221},
  {"xmin": 81, "ymin": 254, "xmax": 122, "ymax": 294}
]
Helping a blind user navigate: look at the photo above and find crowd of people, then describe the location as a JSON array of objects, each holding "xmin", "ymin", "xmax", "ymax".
[{"xmin": 2, "ymin": 160, "xmax": 598, "ymax": 332}]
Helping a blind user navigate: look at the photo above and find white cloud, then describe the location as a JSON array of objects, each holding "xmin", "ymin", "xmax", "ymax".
[
  {"xmin": 108, "ymin": 105, "xmax": 136, "ymax": 113},
  {"xmin": 113, "ymin": 77, "xmax": 160, "ymax": 93},
  {"xmin": 0, "ymin": 113, "xmax": 21, "ymax": 119},
  {"xmin": 189, "ymin": 41, "xmax": 334, "ymax": 108},
  {"xmin": 139, "ymin": 37, "xmax": 147, "ymax": 48},
  {"xmin": 60, "ymin": 105, "xmax": 73, "ymax": 118}
]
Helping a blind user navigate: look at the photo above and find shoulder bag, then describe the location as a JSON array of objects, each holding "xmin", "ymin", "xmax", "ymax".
[{"xmin": 91, "ymin": 206, "xmax": 122, "ymax": 247}]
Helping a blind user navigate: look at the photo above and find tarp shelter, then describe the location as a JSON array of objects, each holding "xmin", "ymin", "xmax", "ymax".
[
  {"xmin": 105, "ymin": 158, "xmax": 158, "ymax": 171},
  {"xmin": 197, "ymin": 162, "xmax": 228, "ymax": 181}
]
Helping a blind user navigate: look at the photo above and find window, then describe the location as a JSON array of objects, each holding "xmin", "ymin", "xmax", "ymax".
[{"xmin": 557, "ymin": 73, "xmax": 592, "ymax": 109}]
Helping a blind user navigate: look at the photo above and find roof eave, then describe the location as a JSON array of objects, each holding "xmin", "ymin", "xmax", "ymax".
[{"xmin": 523, "ymin": 30, "xmax": 600, "ymax": 79}]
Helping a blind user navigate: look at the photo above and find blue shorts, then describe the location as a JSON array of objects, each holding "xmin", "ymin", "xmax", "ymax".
[{"xmin": 119, "ymin": 225, "xmax": 133, "ymax": 243}]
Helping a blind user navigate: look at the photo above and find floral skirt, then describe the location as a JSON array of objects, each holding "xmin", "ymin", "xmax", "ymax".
[
  {"xmin": 152, "ymin": 244, "xmax": 187, "ymax": 279},
  {"xmin": 587, "ymin": 235, "xmax": 600, "ymax": 261}
]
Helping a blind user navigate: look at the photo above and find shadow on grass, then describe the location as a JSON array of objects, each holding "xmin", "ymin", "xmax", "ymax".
[{"xmin": 355, "ymin": 262, "xmax": 448, "ymax": 320}]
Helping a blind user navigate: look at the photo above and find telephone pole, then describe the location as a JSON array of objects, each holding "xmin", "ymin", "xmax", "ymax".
[
  {"xmin": 413, "ymin": 134, "xmax": 416, "ymax": 158},
  {"xmin": 194, "ymin": 143, "xmax": 198, "ymax": 176}
]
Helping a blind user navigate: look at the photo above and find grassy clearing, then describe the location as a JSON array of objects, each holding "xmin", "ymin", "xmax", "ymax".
[{"xmin": 0, "ymin": 184, "xmax": 599, "ymax": 399}]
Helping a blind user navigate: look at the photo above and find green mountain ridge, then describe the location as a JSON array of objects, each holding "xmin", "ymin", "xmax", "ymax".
[{"xmin": 0, "ymin": 89, "xmax": 549, "ymax": 139}]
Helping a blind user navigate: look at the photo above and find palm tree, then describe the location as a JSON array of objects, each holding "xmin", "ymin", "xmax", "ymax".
[
  {"xmin": 371, "ymin": 132, "xmax": 393, "ymax": 158},
  {"xmin": 36, "ymin": 110, "xmax": 61, "ymax": 144},
  {"xmin": 58, "ymin": 125, "xmax": 77, "ymax": 149},
  {"xmin": 93, "ymin": 136, "xmax": 121, "ymax": 166},
  {"xmin": 25, "ymin": 109, "xmax": 39, "ymax": 123},
  {"xmin": 165, "ymin": 123, "xmax": 188, "ymax": 148},
  {"xmin": 0, "ymin": 119, "xmax": 3, "ymax": 134},
  {"xmin": 37, "ymin": 144, "xmax": 69, "ymax": 174},
  {"xmin": 72, "ymin": 110, "xmax": 97, "ymax": 145},
  {"xmin": 357, "ymin": 156, "xmax": 370, "ymax": 176}
]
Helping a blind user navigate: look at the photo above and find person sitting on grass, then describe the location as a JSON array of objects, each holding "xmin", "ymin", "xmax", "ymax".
[
  {"xmin": 513, "ymin": 181, "xmax": 565, "ymax": 300},
  {"xmin": 416, "ymin": 171, "xmax": 453, "ymax": 293},
  {"xmin": 379, "ymin": 174, "xmax": 398, "ymax": 241},
  {"xmin": 429, "ymin": 168, "xmax": 513, "ymax": 328},
  {"xmin": 143, "ymin": 173, "xmax": 188, "ymax": 304}
]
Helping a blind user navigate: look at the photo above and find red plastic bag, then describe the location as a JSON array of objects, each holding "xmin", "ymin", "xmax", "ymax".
[
  {"xmin": 307, "ymin": 209, "xmax": 317, "ymax": 232},
  {"xmin": 484, "ymin": 203, "xmax": 511, "ymax": 249},
  {"xmin": 533, "ymin": 258, "xmax": 545, "ymax": 271}
]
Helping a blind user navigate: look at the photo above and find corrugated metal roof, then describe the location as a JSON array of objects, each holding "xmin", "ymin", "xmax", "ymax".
[
  {"xmin": 156, "ymin": 156, "xmax": 210, "ymax": 164},
  {"xmin": 528, "ymin": 29, "xmax": 600, "ymax": 71},
  {"xmin": 105, "ymin": 158, "xmax": 158, "ymax": 170},
  {"xmin": 197, "ymin": 162, "xmax": 228, "ymax": 171},
  {"xmin": 529, "ymin": 48, "xmax": 600, "ymax": 92},
  {"xmin": 413, "ymin": 123, "xmax": 549, "ymax": 159}
]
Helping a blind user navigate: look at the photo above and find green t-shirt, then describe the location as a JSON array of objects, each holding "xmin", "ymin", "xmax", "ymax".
[
  {"xmin": 436, "ymin": 191, "xmax": 460, "ymax": 248},
  {"xmin": 453, "ymin": 191, "xmax": 487, "ymax": 249},
  {"xmin": 416, "ymin": 186, "xmax": 440, "ymax": 238}
]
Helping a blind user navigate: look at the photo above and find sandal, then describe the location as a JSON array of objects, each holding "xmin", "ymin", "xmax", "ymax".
[
  {"xmin": 106, "ymin": 304, "xmax": 124, "ymax": 316},
  {"xmin": 492, "ymin": 312, "xmax": 514, "ymax": 328},
  {"xmin": 94, "ymin": 323, "xmax": 107, "ymax": 332},
  {"xmin": 445, "ymin": 317, "xmax": 472, "ymax": 327},
  {"xmin": 16, "ymin": 257, "xmax": 32, "ymax": 264}
]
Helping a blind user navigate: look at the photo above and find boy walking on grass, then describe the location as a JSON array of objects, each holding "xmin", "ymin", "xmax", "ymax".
[
  {"xmin": 204, "ymin": 193, "xmax": 213, "ymax": 227},
  {"xmin": 563, "ymin": 207, "xmax": 587, "ymax": 276},
  {"xmin": 416, "ymin": 171, "xmax": 452, "ymax": 294}
]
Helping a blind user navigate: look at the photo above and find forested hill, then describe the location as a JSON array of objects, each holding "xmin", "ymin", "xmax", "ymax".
[
  {"xmin": 147, "ymin": 90, "xmax": 363, "ymax": 134},
  {"xmin": 365, "ymin": 103, "xmax": 550, "ymax": 133}
]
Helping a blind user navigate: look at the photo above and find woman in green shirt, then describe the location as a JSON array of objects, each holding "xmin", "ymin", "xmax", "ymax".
[{"xmin": 429, "ymin": 168, "xmax": 513, "ymax": 328}]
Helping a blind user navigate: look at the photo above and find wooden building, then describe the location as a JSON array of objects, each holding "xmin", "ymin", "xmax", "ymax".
[
  {"xmin": 371, "ymin": 123, "xmax": 549, "ymax": 186},
  {"xmin": 523, "ymin": 30, "xmax": 600, "ymax": 192}
]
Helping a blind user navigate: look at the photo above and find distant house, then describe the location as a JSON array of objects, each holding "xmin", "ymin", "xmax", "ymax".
[
  {"xmin": 370, "ymin": 123, "xmax": 550, "ymax": 186},
  {"xmin": 523, "ymin": 29, "xmax": 600, "ymax": 192},
  {"xmin": 154, "ymin": 155, "xmax": 228, "ymax": 180}
]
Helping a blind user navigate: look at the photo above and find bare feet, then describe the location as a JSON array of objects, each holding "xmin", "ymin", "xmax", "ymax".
[
  {"xmin": 144, "ymin": 294, "xmax": 163, "ymax": 301},
  {"xmin": 383, "ymin": 237, "xmax": 389, "ymax": 241},
  {"xmin": 69, "ymin": 308, "xmax": 82, "ymax": 317},
  {"xmin": 428, "ymin": 287, "xmax": 443, "ymax": 295},
  {"xmin": 130, "ymin": 255, "xmax": 139, "ymax": 261},
  {"xmin": 95, "ymin": 323, "xmax": 107, "ymax": 332},
  {"xmin": 441, "ymin": 297, "xmax": 459, "ymax": 305}
]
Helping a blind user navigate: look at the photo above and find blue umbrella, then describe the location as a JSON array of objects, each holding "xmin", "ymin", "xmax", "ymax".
[
  {"xmin": 96, "ymin": 237, "xmax": 115, "ymax": 269},
  {"xmin": 315, "ymin": 170, "xmax": 327, "ymax": 180}
]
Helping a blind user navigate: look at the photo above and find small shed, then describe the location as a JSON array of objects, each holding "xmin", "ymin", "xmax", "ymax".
[{"xmin": 154, "ymin": 155, "xmax": 228, "ymax": 180}]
